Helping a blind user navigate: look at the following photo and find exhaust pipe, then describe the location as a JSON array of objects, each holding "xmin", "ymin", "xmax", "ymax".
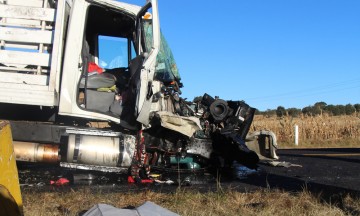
[{"xmin": 13, "ymin": 141, "xmax": 60, "ymax": 163}]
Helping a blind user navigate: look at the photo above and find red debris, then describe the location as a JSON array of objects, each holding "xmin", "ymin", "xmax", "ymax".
[
  {"xmin": 127, "ymin": 176, "xmax": 154, "ymax": 184},
  {"xmin": 140, "ymin": 179, "xmax": 154, "ymax": 184},
  {"xmin": 127, "ymin": 176, "xmax": 135, "ymax": 183},
  {"xmin": 50, "ymin": 178, "xmax": 70, "ymax": 186}
]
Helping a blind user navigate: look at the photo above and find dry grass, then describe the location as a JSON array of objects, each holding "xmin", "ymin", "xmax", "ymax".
[
  {"xmin": 251, "ymin": 114, "xmax": 360, "ymax": 148},
  {"xmin": 22, "ymin": 187, "xmax": 358, "ymax": 216}
]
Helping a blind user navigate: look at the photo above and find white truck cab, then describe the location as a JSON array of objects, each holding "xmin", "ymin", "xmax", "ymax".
[
  {"xmin": 0, "ymin": 0, "xmax": 162, "ymax": 130},
  {"xmin": 59, "ymin": 0, "xmax": 161, "ymax": 129}
]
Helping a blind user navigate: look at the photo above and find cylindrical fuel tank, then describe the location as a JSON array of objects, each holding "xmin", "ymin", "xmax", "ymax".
[
  {"xmin": 66, "ymin": 134, "xmax": 124, "ymax": 167},
  {"xmin": 13, "ymin": 141, "xmax": 59, "ymax": 163}
]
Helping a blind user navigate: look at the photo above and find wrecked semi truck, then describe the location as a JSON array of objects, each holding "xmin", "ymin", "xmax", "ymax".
[{"xmin": 0, "ymin": 0, "xmax": 277, "ymax": 180}]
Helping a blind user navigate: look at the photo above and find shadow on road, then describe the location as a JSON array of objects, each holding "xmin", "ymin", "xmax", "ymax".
[
  {"xmin": 234, "ymin": 167, "xmax": 360, "ymax": 215},
  {"xmin": 278, "ymin": 148, "xmax": 360, "ymax": 164}
]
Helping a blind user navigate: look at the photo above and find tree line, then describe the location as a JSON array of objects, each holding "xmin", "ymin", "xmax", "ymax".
[
  {"xmin": 191, "ymin": 96, "xmax": 359, "ymax": 117},
  {"xmin": 256, "ymin": 102, "xmax": 360, "ymax": 117}
]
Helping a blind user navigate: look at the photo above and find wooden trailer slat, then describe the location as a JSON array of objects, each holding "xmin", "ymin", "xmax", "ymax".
[
  {"xmin": 0, "ymin": 72, "xmax": 48, "ymax": 85},
  {"xmin": 1, "ymin": 42, "xmax": 50, "ymax": 51},
  {"xmin": 0, "ymin": 27, "xmax": 53, "ymax": 44},
  {"xmin": 4, "ymin": 0, "xmax": 44, "ymax": 8},
  {"xmin": 0, "ymin": 50, "xmax": 51, "ymax": 67},
  {"xmin": 0, "ymin": 4, "xmax": 55, "ymax": 22},
  {"xmin": 0, "ymin": 18, "xmax": 53, "ymax": 29}
]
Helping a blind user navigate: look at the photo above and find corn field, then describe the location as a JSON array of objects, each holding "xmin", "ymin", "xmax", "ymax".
[{"xmin": 250, "ymin": 114, "xmax": 360, "ymax": 148}]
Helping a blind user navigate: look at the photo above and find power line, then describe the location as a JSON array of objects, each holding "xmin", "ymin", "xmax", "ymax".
[
  {"xmin": 249, "ymin": 85, "xmax": 360, "ymax": 104},
  {"xmin": 244, "ymin": 78, "xmax": 360, "ymax": 102}
]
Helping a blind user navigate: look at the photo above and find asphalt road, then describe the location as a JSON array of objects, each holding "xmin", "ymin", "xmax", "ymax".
[
  {"xmin": 19, "ymin": 148, "xmax": 360, "ymax": 200},
  {"xmin": 231, "ymin": 148, "xmax": 360, "ymax": 199}
]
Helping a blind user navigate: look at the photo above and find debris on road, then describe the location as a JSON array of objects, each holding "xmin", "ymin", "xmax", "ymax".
[
  {"xmin": 50, "ymin": 178, "xmax": 70, "ymax": 186},
  {"xmin": 263, "ymin": 161, "xmax": 302, "ymax": 168}
]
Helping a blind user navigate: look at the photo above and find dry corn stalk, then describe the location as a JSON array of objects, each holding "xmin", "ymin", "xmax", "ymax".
[{"xmin": 251, "ymin": 114, "xmax": 360, "ymax": 146}]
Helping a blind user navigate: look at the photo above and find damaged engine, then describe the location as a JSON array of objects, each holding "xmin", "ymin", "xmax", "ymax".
[
  {"xmin": 133, "ymin": 92, "xmax": 260, "ymax": 180},
  {"xmin": 197, "ymin": 94, "xmax": 259, "ymax": 169},
  {"xmin": 11, "ymin": 87, "xmax": 271, "ymax": 182}
]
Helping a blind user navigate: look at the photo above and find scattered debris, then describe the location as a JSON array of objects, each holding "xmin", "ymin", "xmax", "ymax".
[
  {"xmin": 82, "ymin": 201, "xmax": 179, "ymax": 216},
  {"xmin": 234, "ymin": 165, "xmax": 259, "ymax": 180},
  {"xmin": 127, "ymin": 176, "xmax": 154, "ymax": 184},
  {"xmin": 36, "ymin": 182, "xmax": 46, "ymax": 187},
  {"xmin": 50, "ymin": 178, "xmax": 70, "ymax": 186},
  {"xmin": 263, "ymin": 161, "xmax": 302, "ymax": 168},
  {"xmin": 154, "ymin": 179, "xmax": 175, "ymax": 185}
]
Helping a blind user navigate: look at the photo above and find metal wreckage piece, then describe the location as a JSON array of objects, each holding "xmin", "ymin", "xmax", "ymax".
[{"xmin": 129, "ymin": 92, "xmax": 279, "ymax": 181}]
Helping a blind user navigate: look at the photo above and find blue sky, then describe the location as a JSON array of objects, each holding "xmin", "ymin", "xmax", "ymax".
[{"xmin": 122, "ymin": 0, "xmax": 360, "ymax": 111}]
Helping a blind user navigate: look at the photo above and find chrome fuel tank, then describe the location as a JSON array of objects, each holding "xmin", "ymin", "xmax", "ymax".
[{"xmin": 66, "ymin": 134, "xmax": 136, "ymax": 168}]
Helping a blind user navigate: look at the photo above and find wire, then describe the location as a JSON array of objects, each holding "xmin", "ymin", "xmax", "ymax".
[{"xmin": 244, "ymin": 78, "xmax": 360, "ymax": 102}]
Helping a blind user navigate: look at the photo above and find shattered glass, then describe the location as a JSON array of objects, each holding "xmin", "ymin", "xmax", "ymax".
[{"xmin": 143, "ymin": 21, "xmax": 181, "ymax": 82}]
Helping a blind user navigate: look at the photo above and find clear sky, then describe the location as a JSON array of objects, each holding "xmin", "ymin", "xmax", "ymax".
[{"xmin": 122, "ymin": 0, "xmax": 360, "ymax": 111}]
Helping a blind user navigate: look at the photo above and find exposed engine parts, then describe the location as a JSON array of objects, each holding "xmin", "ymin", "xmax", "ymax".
[
  {"xmin": 10, "ymin": 92, "xmax": 276, "ymax": 180},
  {"xmin": 127, "ymin": 93, "xmax": 261, "ymax": 179},
  {"xmin": 195, "ymin": 93, "xmax": 259, "ymax": 169}
]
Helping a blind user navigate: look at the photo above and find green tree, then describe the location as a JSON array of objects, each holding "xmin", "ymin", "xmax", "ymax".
[
  {"xmin": 276, "ymin": 106, "xmax": 286, "ymax": 117},
  {"xmin": 354, "ymin": 104, "xmax": 360, "ymax": 112},
  {"xmin": 324, "ymin": 104, "xmax": 335, "ymax": 115},
  {"xmin": 287, "ymin": 107, "xmax": 301, "ymax": 117},
  {"xmin": 263, "ymin": 109, "xmax": 276, "ymax": 117},
  {"xmin": 332, "ymin": 105, "xmax": 346, "ymax": 116},
  {"xmin": 302, "ymin": 106, "xmax": 313, "ymax": 116},
  {"xmin": 314, "ymin": 102, "xmax": 327, "ymax": 109},
  {"xmin": 314, "ymin": 102, "xmax": 327, "ymax": 115},
  {"xmin": 345, "ymin": 104, "xmax": 356, "ymax": 115}
]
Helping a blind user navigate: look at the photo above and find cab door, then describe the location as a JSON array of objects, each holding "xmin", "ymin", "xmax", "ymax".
[
  {"xmin": 58, "ymin": 0, "xmax": 160, "ymax": 129},
  {"xmin": 133, "ymin": 0, "xmax": 161, "ymax": 126}
]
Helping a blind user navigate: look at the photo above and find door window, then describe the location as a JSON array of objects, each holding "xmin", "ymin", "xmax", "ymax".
[{"xmin": 98, "ymin": 36, "xmax": 136, "ymax": 69}]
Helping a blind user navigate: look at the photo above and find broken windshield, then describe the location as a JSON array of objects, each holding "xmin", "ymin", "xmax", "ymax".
[{"xmin": 143, "ymin": 21, "xmax": 181, "ymax": 82}]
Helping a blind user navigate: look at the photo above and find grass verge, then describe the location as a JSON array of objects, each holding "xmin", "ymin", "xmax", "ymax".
[{"xmin": 22, "ymin": 187, "xmax": 359, "ymax": 216}]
